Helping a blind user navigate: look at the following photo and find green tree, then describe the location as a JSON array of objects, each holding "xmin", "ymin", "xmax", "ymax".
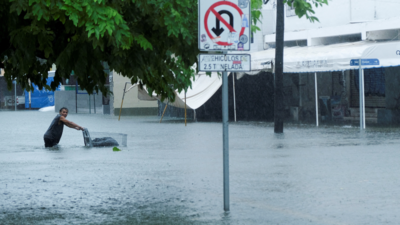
[
  {"xmin": 285, "ymin": 0, "xmax": 328, "ymax": 22},
  {"xmin": 0, "ymin": 0, "xmax": 263, "ymax": 101}
]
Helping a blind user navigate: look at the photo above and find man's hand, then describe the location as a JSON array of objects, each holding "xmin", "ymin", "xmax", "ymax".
[{"xmin": 60, "ymin": 116, "xmax": 84, "ymax": 131}]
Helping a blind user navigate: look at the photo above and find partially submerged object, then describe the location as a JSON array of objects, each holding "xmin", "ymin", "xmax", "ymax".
[
  {"xmin": 92, "ymin": 137, "xmax": 119, "ymax": 147},
  {"xmin": 82, "ymin": 128, "xmax": 93, "ymax": 147},
  {"xmin": 82, "ymin": 128, "xmax": 127, "ymax": 147},
  {"xmin": 38, "ymin": 106, "xmax": 55, "ymax": 112}
]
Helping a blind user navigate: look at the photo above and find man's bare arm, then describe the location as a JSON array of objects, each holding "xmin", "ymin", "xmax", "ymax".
[{"xmin": 60, "ymin": 116, "xmax": 84, "ymax": 130}]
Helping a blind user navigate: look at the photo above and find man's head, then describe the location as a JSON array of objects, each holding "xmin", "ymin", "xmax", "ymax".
[{"xmin": 59, "ymin": 107, "xmax": 69, "ymax": 117}]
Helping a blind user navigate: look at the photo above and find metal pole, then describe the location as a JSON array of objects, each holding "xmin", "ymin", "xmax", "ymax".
[
  {"xmin": 75, "ymin": 82, "xmax": 78, "ymax": 113},
  {"xmin": 89, "ymin": 94, "xmax": 91, "ymax": 114},
  {"xmin": 94, "ymin": 94, "xmax": 96, "ymax": 114},
  {"xmin": 160, "ymin": 103, "xmax": 168, "ymax": 123},
  {"xmin": 185, "ymin": 91, "xmax": 187, "ymax": 126},
  {"xmin": 315, "ymin": 72, "xmax": 319, "ymax": 127},
  {"xmin": 222, "ymin": 51, "xmax": 229, "ymax": 212},
  {"xmin": 29, "ymin": 79, "xmax": 31, "ymax": 110},
  {"xmin": 362, "ymin": 68, "xmax": 366, "ymax": 129},
  {"xmin": 29, "ymin": 91, "xmax": 31, "ymax": 110},
  {"xmin": 274, "ymin": 0, "xmax": 284, "ymax": 133},
  {"xmin": 233, "ymin": 72, "xmax": 237, "ymax": 122},
  {"xmin": 359, "ymin": 59, "xmax": 364, "ymax": 130},
  {"xmin": 14, "ymin": 80, "xmax": 16, "ymax": 111},
  {"xmin": 194, "ymin": 109, "xmax": 196, "ymax": 121},
  {"xmin": 118, "ymin": 82, "xmax": 128, "ymax": 121},
  {"xmin": 299, "ymin": 73, "xmax": 302, "ymax": 107}
]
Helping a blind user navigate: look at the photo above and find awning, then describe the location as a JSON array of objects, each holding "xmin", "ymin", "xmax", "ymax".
[
  {"xmin": 139, "ymin": 72, "xmax": 224, "ymax": 110},
  {"xmin": 251, "ymin": 40, "xmax": 400, "ymax": 130},
  {"xmin": 251, "ymin": 40, "xmax": 400, "ymax": 73},
  {"xmin": 139, "ymin": 41, "xmax": 400, "ymax": 113}
]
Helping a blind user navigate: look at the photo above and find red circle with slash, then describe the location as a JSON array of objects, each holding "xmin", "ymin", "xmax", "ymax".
[{"xmin": 204, "ymin": 1, "xmax": 245, "ymax": 46}]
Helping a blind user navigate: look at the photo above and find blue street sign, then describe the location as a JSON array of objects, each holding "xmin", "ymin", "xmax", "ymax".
[{"xmin": 350, "ymin": 59, "xmax": 380, "ymax": 66}]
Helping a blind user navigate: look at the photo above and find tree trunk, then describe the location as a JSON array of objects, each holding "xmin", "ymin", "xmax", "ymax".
[{"xmin": 274, "ymin": 0, "xmax": 284, "ymax": 133}]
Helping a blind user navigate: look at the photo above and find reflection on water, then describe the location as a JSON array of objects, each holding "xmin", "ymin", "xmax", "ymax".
[{"xmin": 1, "ymin": 111, "xmax": 400, "ymax": 224}]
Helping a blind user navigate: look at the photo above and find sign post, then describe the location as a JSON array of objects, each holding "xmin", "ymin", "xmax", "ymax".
[
  {"xmin": 359, "ymin": 59, "xmax": 365, "ymax": 130},
  {"xmin": 199, "ymin": 0, "xmax": 251, "ymax": 212},
  {"xmin": 350, "ymin": 59, "xmax": 380, "ymax": 66},
  {"xmin": 13, "ymin": 80, "xmax": 17, "ymax": 111},
  {"xmin": 221, "ymin": 51, "xmax": 229, "ymax": 212},
  {"xmin": 350, "ymin": 58, "xmax": 380, "ymax": 130}
]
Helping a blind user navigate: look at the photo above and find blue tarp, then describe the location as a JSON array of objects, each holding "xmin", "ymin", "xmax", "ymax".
[{"xmin": 25, "ymin": 77, "xmax": 61, "ymax": 108}]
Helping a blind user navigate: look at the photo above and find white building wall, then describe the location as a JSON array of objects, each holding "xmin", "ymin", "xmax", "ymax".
[
  {"xmin": 283, "ymin": 0, "xmax": 352, "ymax": 31},
  {"xmin": 261, "ymin": 0, "xmax": 400, "ymax": 46},
  {"xmin": 112, "ymin": 73, "xmax": 157, "ymax": 111},
  {"xmin": 350, "ymin": 0, "xmax": 375, "ymax": 22},
  {"xmin": 250, "ymin": 27, "xmax": 265, "ymax": 52},
  {"xmin": 375, "ymin": 0, "xmax": 400, "ymax": 20},
  {"xmin": 263, "ymin": 0, "xmax": 400, "ymax": 33},
  {"xmin": 243, "ymin": 8, "xmax": 276, "ymax": 52}
]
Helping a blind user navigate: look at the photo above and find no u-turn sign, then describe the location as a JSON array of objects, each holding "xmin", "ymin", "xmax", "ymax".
[{"xmin": 199, "ymin": 0, "xmax": 251, "ymax": 51}]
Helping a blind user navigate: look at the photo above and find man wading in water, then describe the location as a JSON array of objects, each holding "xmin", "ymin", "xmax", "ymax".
[{"xmin": 43, "ymin": 107, "xmax": 84, "ymax": 148}]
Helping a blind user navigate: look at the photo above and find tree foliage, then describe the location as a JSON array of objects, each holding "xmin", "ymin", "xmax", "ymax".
[
  {"xmin": 285, "ymin": 0, "xmax": 328, "ymax": 23},
  {"xmin": 0, "ymin": 0, "xmax": 326, "ymax": 101},
  {"xmin": 0, "ymin": 0, "xmax": 264, "ymax": 101}
]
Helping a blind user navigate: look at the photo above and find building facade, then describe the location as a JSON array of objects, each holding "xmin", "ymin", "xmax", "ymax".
[
  {"xmin": 109, "ymin": 71, "xmax": 158, "ymax": 116},
  {"xmin": 252, "ymin": 0, "xmax": 400, "ymax": 124}
]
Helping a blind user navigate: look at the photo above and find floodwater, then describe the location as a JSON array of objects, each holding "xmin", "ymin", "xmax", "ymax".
[{"xmin": 1, "ymin": 111, "xmax": 400, "ymax": 224}]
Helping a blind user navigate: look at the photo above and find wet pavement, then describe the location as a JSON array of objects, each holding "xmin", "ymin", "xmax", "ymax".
[{"xmin": 1, "ymin": 111, "xmax": 400, "ymax": 224}]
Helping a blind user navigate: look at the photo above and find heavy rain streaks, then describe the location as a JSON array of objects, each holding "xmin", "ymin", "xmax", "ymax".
[{"xmin": 1, "ymin": 111, "xmax": 400, "ymax": 224}]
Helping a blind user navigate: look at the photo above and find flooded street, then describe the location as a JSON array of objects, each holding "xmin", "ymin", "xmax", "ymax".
[{"xmin": 1, "ymin": 111, "xmax": 400, "ymax": 224}]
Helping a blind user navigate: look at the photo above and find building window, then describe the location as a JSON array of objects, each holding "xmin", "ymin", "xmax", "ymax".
[{"xmin": 286, "ymin": 5, "xmax": 296, "ymax": 17}]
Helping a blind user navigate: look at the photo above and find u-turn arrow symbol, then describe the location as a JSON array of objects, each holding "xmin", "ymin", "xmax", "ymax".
[{"xmin": 212, "ymin": 10, "xmax": 234, "ymax": 36}]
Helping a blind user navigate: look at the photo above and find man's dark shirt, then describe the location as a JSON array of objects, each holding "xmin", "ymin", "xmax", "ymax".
[{"xmin": 44, "ymin": 114, "xmax": 65, "ymax": 144}]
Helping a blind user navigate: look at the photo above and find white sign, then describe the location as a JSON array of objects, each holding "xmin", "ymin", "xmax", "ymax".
[
  {"xmin": 198, "ymin": 0, "xmax": 251, "ymax": 51},
  {"xmin": 199, "ymin": 54, "xmax": 251, "ymax": 72},
  {"xmin": 4, "ymin": 96, "xmax": 25, "ymax": 106}
]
